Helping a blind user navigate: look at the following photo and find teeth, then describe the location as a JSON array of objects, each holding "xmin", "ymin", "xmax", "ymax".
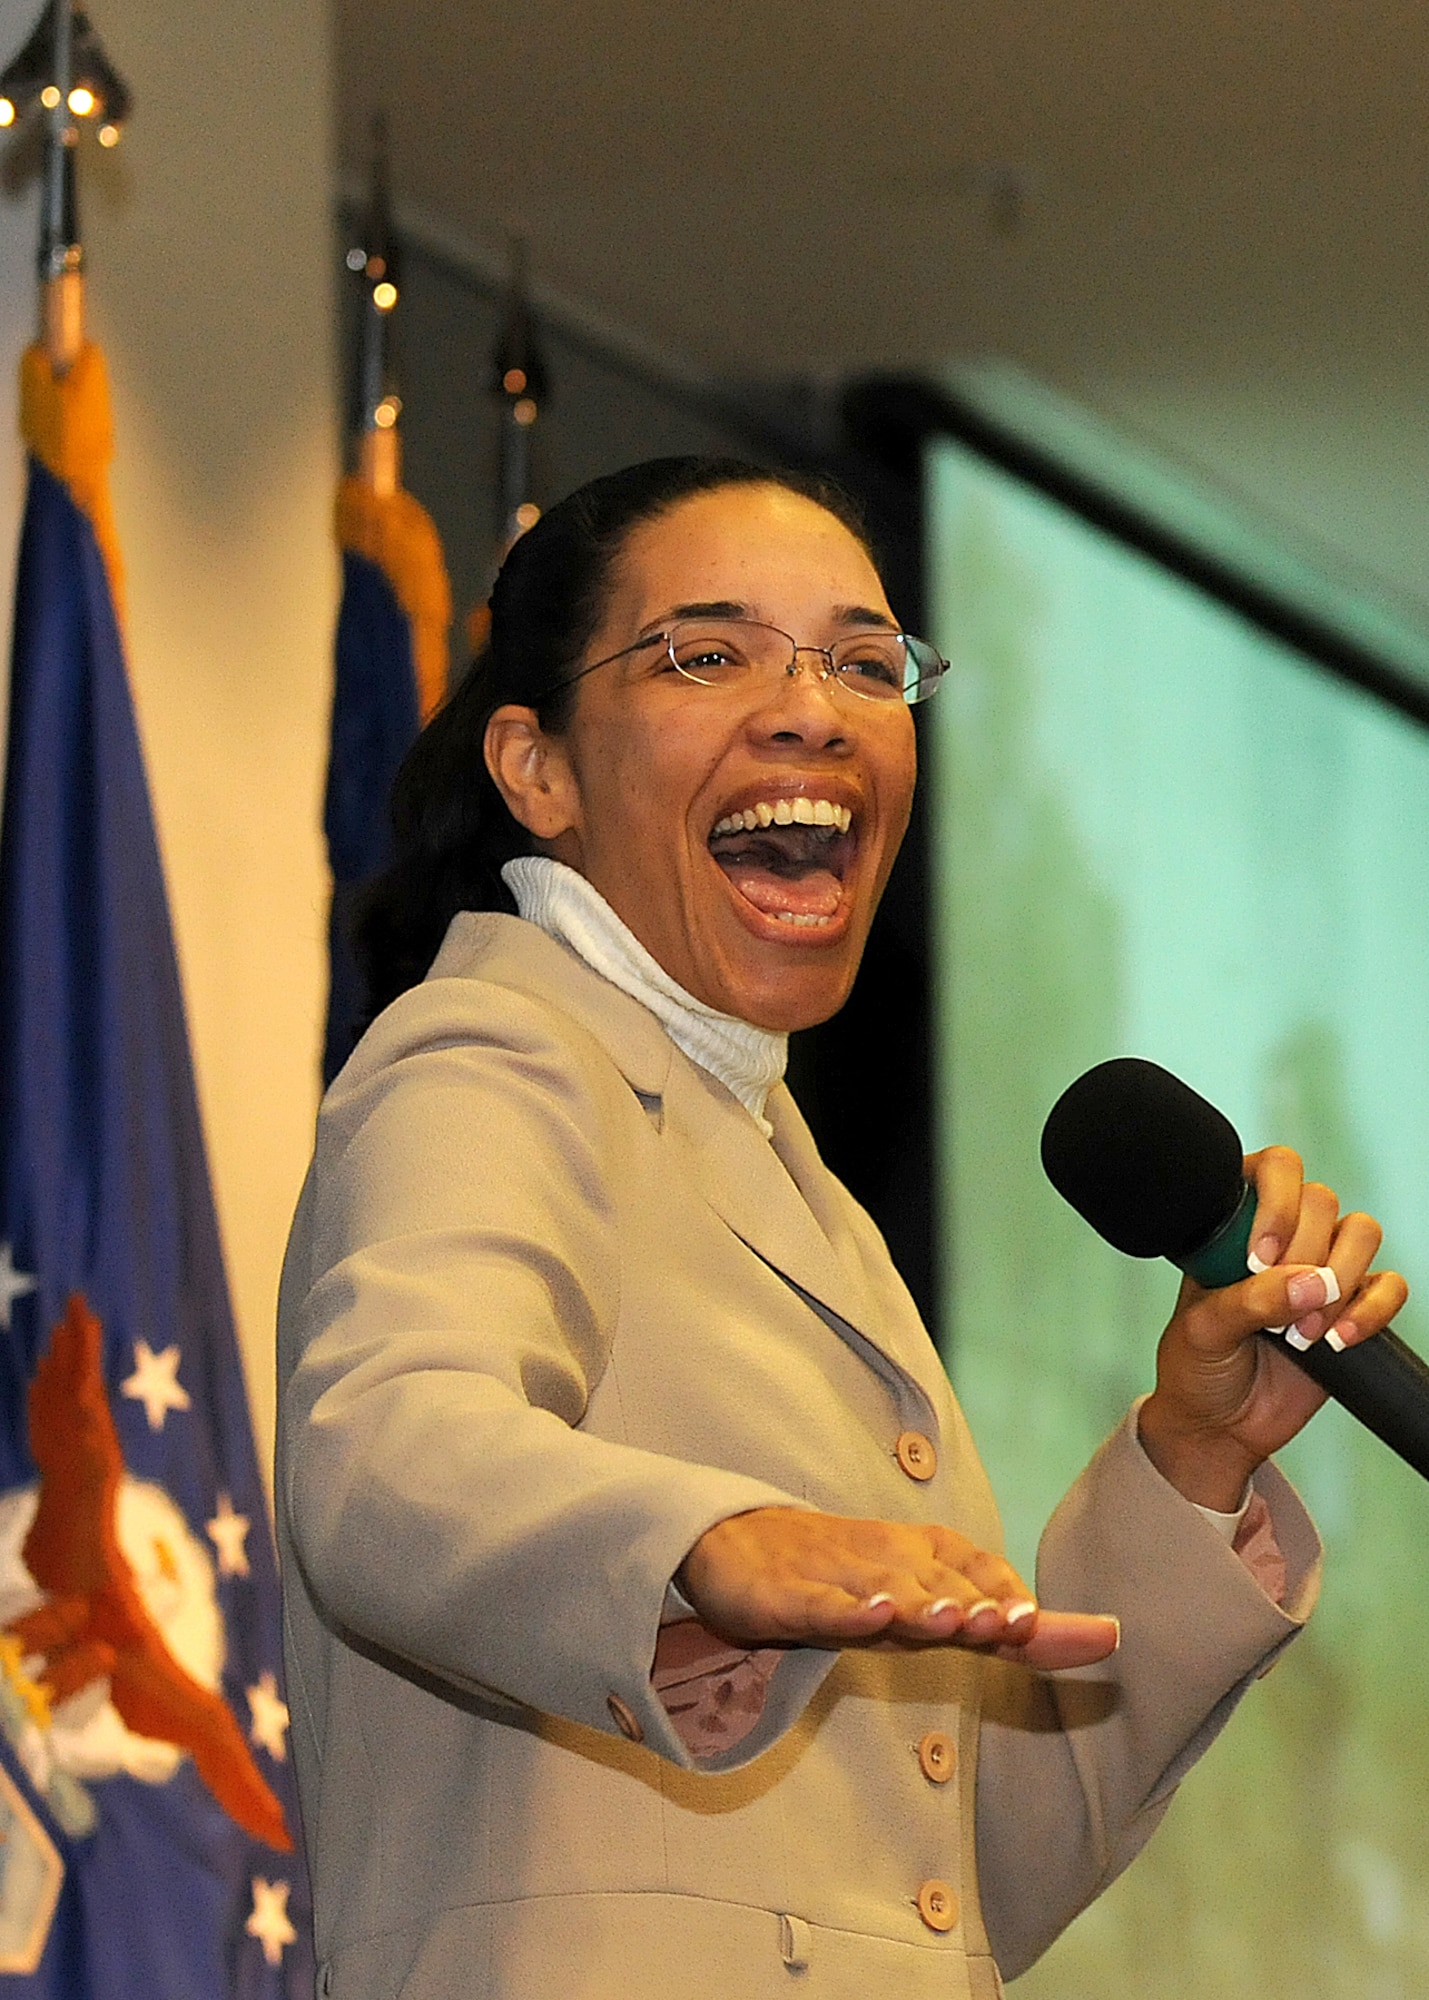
[
  {"xmin": 774, "ymin": 912, "xmax": 833, "ymax": 927},
  {"xmin": 709, "ymin": 800, "xmax": 853, "ymax": 837}
]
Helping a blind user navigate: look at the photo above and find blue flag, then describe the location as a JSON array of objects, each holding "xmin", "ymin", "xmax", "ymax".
[
  {"xmin": 0, "ymin": 345, "xmax": 313, "ymax": 1997},
  {"xmin": 322, "ymin": 547, "xmax": 421, "ymax": 1084},
  {"xmin": 323, "ymin": 480, "xmax": 450, "ymax": 1085}
]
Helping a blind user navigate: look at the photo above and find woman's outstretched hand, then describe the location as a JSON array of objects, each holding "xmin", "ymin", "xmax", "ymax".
[
  {"xmin": 1138, "ymin": 1145, "xmax": 1410, "ymax": 1511},
  {"xmin": 677, "ymin": 1508, "xmax": 1119, "ymax": 1669}
]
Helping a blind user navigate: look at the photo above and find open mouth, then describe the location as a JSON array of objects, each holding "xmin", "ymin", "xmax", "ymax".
[{"xmin": 707, "ymin": 797, "xmax": 856, "ymax": 929}]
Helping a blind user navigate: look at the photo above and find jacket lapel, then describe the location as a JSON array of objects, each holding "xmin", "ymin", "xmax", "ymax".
[
  {"xmin": 657, "ymin": 1053, "xmax": 880, "ymax": 1342},
  {"xmin": 450, "ymin": 913, "xmax": 938, "ymax": 1408},
  {"xmin": 764, "ymin": 1082, "xmax": 948, "ymax": 1407}
]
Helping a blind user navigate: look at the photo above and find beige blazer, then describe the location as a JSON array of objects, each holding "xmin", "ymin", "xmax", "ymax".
[{"xmin": 276, "ymin": 914, "xmax": 1321, "ymax": 2000}]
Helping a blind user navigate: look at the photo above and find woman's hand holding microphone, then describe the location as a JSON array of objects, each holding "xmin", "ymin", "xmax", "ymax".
[{"xmin": 1138, "ymin": 1146, "xmax": 1408, "ymax": 1510}]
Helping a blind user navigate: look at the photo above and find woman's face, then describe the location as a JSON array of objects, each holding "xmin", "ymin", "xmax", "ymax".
[{"xmin": 487, "ymin": 483, "xmax": 918, "ymax": 1032}]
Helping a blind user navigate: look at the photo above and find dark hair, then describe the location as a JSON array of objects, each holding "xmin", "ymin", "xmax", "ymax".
[{"xmin": 356, "ymin": 455, "xmax": 878, "ymax": 1017}]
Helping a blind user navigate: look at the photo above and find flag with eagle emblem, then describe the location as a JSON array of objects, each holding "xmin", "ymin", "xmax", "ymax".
[{"xmin": 0, "ymin": 339, "xmax": 313, "ymax": 1994}]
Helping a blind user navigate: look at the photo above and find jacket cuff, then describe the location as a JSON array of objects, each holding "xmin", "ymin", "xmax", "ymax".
[
  {"xmin": 592, "ymin": 1472, "xmax": 834, "ymax": 1771},
  {"xmin": 1037, "ymin": 1401, "xmax": 1323, "ymax": 1807}
]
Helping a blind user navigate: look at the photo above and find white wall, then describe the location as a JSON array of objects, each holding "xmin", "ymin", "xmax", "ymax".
[{"xmin": 0, "ymin": 0, "xmax": 337, "ymax": 1485}]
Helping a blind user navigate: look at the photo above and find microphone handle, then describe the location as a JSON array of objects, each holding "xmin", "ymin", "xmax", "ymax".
[{"xmin": 1175, "ymin": 1180, "xmax": 1429, "ymax": 1483}]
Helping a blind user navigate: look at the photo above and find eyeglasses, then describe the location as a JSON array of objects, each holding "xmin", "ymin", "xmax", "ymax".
[{"xmin": 551, "ymin": 618, "xmax": 949, "ymax": 706}]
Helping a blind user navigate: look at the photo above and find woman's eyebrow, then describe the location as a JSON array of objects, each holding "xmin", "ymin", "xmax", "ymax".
[
  {"xmin": 642, "ymin": 601, "xmax": 898, "ymax": 631},
  {"xmin": 643, "ymin": 600, "xmax": 749, "ymax": 628},
  {"xmin": 833, "ymin": 605, "xmax": 898, "ymax": 630}
]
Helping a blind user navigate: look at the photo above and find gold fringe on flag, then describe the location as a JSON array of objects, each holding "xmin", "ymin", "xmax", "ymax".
[
  {"xmin": 20, "ymin": 341, "xmax": 125, "ymax": 620},
  {"xmin": 336, "ymin": 479, "xmax": 452, "ymax": 724}
]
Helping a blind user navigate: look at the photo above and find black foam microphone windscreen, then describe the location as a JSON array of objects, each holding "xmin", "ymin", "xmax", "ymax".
[{"xmin": 1040, "ymin": 1056, "xmax": 1245, "ymax": 1262}]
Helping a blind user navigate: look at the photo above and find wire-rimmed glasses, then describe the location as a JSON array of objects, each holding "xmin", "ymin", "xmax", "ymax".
[{"xmin": 552, "ymin": 619, "xmax": 949, "ymax": 706}]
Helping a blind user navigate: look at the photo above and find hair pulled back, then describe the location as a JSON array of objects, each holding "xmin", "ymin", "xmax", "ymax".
[{"xmin": 356, "ymin": 454, "xmax": 875, "ymax": 1019}]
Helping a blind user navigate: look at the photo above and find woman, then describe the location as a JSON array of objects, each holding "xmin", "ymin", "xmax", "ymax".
[{"xmin": 277, "ymin": 457, "xmax": 1405, "ymax": 2000}]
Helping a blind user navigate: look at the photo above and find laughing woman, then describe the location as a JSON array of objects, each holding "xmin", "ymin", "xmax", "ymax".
[{"xmin": 276, "ymin": 458, "xmax": 1404, "ymax": 2000}]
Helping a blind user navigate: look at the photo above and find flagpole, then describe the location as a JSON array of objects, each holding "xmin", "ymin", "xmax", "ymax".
[
  {"xmin": 326, "ymin": 113, "xmax": 451, "ymax": 1081},
  {"xmin": 350, "ymin": 113, "xmax": 401, "ymax": 496},
  {"xmin": 38, "ymin": 0, "xmax": 82, "ymax": 372},
  {"xmin": 1, "ymin": 0, "xmax": 132, "ymax": 375},
  {"xmin": 491, "ymin": 233, "xmax": 548, "ymax": 554}
]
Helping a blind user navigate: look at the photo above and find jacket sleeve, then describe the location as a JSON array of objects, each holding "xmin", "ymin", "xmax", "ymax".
[
  {"xmin": 278, "ymin": 985, "xmax": 833, "ymax": 1773},
  {"xmin": 973, "ymin": 1405, "xmax": 1322, "ymax": 1978}
]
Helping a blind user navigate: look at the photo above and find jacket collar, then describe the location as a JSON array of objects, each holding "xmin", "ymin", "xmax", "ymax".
[{"xmin": 433, "ymin": 910, "xmax": 677, "ymax": 1099}]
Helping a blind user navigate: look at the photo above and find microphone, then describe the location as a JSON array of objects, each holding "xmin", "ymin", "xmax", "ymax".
[{"xmin": 1041, "ymin": 1056, "xmax": 1429, "ymax": 1483}]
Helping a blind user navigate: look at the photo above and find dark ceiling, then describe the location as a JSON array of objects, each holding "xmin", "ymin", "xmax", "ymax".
[{"xmin": 335, "ymin": 0, "xmax": 1429, "ymax": 619}]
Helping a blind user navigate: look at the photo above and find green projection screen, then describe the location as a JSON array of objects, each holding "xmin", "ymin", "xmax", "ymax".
[{"xmin": 926, "ymin": 434, "xmax": 1429, "ymax": 1999}]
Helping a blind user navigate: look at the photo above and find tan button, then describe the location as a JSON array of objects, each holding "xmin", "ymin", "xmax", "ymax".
[
  {"xmin": 917, "ymin": 1730, "xmax": 956, "ymax": 1784},
  {"xmin": 606, "ymin": 1693, "xmax": 643, "ymax": 1742},
  {"xmin": 916, "ymin": 1879, "xmax": 958, "ymax": 1932},
  {"xmin": 895, "ymin": 1430, "xmax": 937, "ymax": 1481}
]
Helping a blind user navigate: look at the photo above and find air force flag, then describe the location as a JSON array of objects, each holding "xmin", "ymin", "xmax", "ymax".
[{"xmin": 0, "ymin": 339, "xmax": 312, "ymax": 1995}]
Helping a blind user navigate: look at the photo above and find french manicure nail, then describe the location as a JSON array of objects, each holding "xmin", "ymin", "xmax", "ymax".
[
  {"xmin": 1248, "ymin": 1237, "xmax": 1280, "ymax": 1274},
  {"xmin": 865, "ymin": 1593, "xmax": 895, "ymax": 1612},
  {"xmin": 964, "ymin": 1598, "xmax": 998, "ymax": 1621},
  {"xmin": 1283, "ymin": 1325, "xmax": 1313, "ymax": 1351},
  {"xmin": 1287, "ymin": 1266, "xmax": 1339, "ymax": 1314},
  {"xmin": 1292, "ymin": 1311, "xmax": 1326, "ymax": 1343},
  {"xmin": 1285, "ymin": 1271, "xmax": 1322, "ymax": 1313},
  {"xmin": 924, "ymin": 1597, "xmax": 958, "ymax": 1619},
  {"xmin": 1003, "ymin": 1598, "xmax": 1037, "ymax": 1626},
  {"xmin": 1325, "ymin": 1321, "xmax": 1355, "ymax": 1353}
]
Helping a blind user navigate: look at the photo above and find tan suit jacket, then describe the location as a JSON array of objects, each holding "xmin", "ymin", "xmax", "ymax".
[{"xmin": 276, "ymin": 913, "xmax": 1321, "ymax": 2000}]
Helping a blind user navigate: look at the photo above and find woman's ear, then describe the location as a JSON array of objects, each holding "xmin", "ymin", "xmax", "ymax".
[{"xmin": 484, "ymin": 705, "xmax": 581, "ymax": 844}]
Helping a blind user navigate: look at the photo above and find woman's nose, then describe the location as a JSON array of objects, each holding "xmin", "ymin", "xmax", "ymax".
[{"xmin": 749, "ymin": 653, "xmax": 854, "ymax": 746}]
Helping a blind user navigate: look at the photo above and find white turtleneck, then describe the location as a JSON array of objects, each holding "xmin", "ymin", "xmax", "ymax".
[{"xmin": 501, "ymin": 856, "xmax": 787, "ymax": 1137}]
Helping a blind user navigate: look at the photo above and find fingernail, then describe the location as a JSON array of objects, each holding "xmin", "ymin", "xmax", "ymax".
[
  {"xmin": 1325, "ymin": 1321, "xmax": 1355, "ymax": 1353},
  {"xmin": 1283, "ymin": 1325, "xmax": 1313, "ymax": 1351},
  {"xmin": 1248, "ymin": 1236, "xmax": 1281, "ymax": 1273},
  {"xmin": 1106, "ymin": 1616, "xmax": 1122, "ymax": 1649},
  {"xmin": 963, "ymin": 1597, "xmax": 999, "ymax": 1623},
  {"xmin": 924, "ymin": 1597, "xmax": 958, "ymax": 1619},
  {"xmin": 1287, "ymin": 1266, "xmax": 1340, "ymax": 1314},
  {"xmin": 1003, "ymin": 1598, "xmax": 1037, "ymax": 1626},
  {"xmin": 1292, "ymin": 1311, "xmax": 1326, "ymax": 1343},
  {"xmin": 864, "ymin": 1593, "xmax": 895, "ymax": 1612}
]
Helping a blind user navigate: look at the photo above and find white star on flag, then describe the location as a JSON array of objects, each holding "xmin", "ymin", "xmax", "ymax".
[
  {"xmin": 205, "ymin": 1492, "xmax": 252, "ymax": 1577},
  {"xmin": 0, "ymin": 1244, "xmax": 37, "ymax": 1332},
  {"xmin": 119, "ymin": 1339, "xmax": 192, "ymax": 1431},
  {"xmin": 247, "ymin": 1669, "xmax": 290, "ymax": 1762},
  {"xmin": 246, "ymin": 1876, "xmax": 297, "ymax": 1967}
]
